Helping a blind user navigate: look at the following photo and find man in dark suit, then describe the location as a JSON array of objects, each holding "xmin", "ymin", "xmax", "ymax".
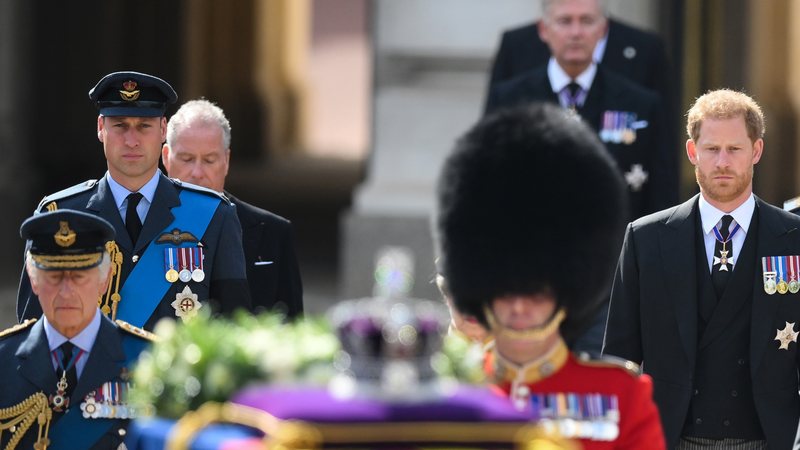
[
  {"xmin": 485, "ymin": 0, "xmax": 677, "ymax": 355},
  {"xmin": 487, "ymin": 2, "xmax": 674, "ymax": 116},
  {"xmin": 162, "ymin": 99, "xmax": 303, "ymax": 318},
  {"xmin": 17, "ymin": 71, "xmax": 251, "ymax": 330},
  {"xmin": 1, "ymin": 209, "xmax": 155, "ymax": 449},
  {"xmin": 604, "ymin": 89, "xmax": 800, "ymax": 449},
  {"xmin": 485, "ymin": 0, "xmax": 678, "ymax": 221}
]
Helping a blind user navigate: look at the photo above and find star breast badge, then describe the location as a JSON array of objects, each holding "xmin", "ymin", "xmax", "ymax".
[
  {"xmin": 171, "ymin": 286, "xmax": 202, "ymax": 321},
  {"xmin": 775, "ymin": 322, "xmax": 799, "ymax": 350}
]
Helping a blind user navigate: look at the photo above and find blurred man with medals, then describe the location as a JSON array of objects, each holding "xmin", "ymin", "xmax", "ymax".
[
  {"xmin": 435, "ymin": 103, "xmax": 666, "ymax": 449},
  {"xmin": 0, "ymin": 210, "xmax": 155, "ymax": 449},
  {"xmin": 604, "ymin": 89, "xmax": 800, "ymax": 449},
  {"xmin": 16, "ymin": 71, "xmax": 251, "ymax": 330}
]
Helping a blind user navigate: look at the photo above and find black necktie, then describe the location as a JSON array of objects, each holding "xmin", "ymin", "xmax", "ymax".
[
  {"xmin": 125, "ymin": 192, "xmax": 143, "ymax": 244},
  {"xmin": 711, "ymin": 215, "xmax": 734, "ymax": 298},
  {"xmin": 566, "ymin": 81, "xmax": 581, "ymax": 108},
  {"xmin": 59, "ymin": 341, "xmax": 78, "ymax": 400}
]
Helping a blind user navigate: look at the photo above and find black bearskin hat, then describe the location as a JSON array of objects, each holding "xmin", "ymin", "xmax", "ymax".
[{"xmin": 435, "ymin": 103, "xmax": 628, "ymax": 342}]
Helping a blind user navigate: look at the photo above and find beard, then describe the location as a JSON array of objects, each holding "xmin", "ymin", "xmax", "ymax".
[{"xmin": 696, "ymin": 166, "xmax": 753, "ymax": 205}]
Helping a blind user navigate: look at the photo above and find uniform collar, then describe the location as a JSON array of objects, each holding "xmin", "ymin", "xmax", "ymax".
[
  {"xmin": 547, "ymin": 57, "xmax": 597, "ymax": 94},
  {"xmin": 698, "ymin": 192, "xmax": 755, "ymax": 235},
  {"xmin": 489, "ymin": 337, "xmax": 569, "ymax": 385}
]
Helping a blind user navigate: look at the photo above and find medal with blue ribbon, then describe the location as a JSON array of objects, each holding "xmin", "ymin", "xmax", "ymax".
[{"xmin": 712, "ymin": 222, "xmax": 740, "ymax": 272}]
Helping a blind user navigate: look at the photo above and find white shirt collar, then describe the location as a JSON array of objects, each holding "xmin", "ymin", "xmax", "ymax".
[
  {"xmin": 106, "ymin": 169, "xmax": 160, "ymax": 210},
  {"xmin": 593, "ymin": 32, "xmax": 608, "ymax": 63},
  {"xmin": 698, "ymin": 193, "xmax": 756, "ymax": 235},
  {"xmin": 44, "ymin": 308, "xmax": 102, "ymax": 353},
  {"xmin": 547, "ymin": 57, "xmax": 597, "ymax": 94}
]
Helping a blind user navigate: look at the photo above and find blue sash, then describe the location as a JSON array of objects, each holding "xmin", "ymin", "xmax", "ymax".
[
  {"xmin": 116, "ymin": 190, "xmax": 219, "ymax": 328},
  {"xmin": 48, "ymin": 336, "xmax": 152, "ymax": 449}
]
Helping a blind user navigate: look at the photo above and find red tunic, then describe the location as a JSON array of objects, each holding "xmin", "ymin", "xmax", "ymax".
[{"xmin": 486, "ymin": 342, "xmax": 666, "ymax": 450}]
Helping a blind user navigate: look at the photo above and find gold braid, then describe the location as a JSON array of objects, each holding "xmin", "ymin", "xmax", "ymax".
[
  {"xmin": 98, "ymin": 241, "xmax": 124, "ymax": 320},
  {"xmin": 0, "ymin": 392, "xmax": 52, "ymax": 450}
]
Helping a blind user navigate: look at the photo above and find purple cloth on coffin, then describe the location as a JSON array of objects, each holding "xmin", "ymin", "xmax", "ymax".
[
  {"xmin": 125, "ymin": 417, "xmax": 262, "ymax": 450},
  {"xmin": 231, "ymin": 385, "xmax": 532, "ymax": 422}
]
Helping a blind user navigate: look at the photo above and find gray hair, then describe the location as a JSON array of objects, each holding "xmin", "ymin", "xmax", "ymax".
[
  {"xmin": 541, "ymin": 0, "xmax": 608, "ymax": 18},
  {"xmin": 166, "ymin": 99, "xmax": 232, "ymax": 149}
]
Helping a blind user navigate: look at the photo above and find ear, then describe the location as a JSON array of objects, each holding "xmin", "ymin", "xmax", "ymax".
[
  {"xmin": 161, "ymin": 144, "xmax": 171, "ymax": 171},
  {"xmin": 159, "ymin": 117, "xmax": 167, "ymax": 142},
  {"xmin": 537, "ymin": 19, "xmax": 549, "ymax": 43},
  {"xmin": 224, "ymin": 148, "xmax": 231, "ymax": 176},
  {"xmin": 686, "ymin": 139, "xmax": 698, "ymax": 165},
  {"xmin": 752, "ymin": 138, "xmax": 764, "ymax": 165},
  {"xmin": 27, "ymin": 265, "xmax": 40, "ymax": 296},
  {"xmin": 97, "ymin": 116, "xmax": 104, "ymax": 142}
]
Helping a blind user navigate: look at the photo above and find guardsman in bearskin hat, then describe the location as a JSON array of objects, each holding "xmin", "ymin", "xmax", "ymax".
[
  {"xmin": 435, "ymin": 103, "xmax": 666, "ymax": 449},
  {"xmin": 0, "ymin": 210, "xmax": 155, "ymax": 449}
]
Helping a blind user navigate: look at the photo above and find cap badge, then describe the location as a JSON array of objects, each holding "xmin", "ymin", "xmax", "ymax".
[
  {"xmin": 119, "ymin": 80, "xmax": 140, "ymax": 102},
  {"xmin": 54, "ymin": 221, "xmax": 76, "ymax": 248}
]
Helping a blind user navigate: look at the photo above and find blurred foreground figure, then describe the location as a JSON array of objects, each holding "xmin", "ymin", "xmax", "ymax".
[{"xmin": 436, "ymin": 103, "xmax": 665, "ymax": 449}]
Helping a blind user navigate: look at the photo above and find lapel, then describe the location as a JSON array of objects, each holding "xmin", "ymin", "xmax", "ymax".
[
  {"xmin": 750, "ymin": 197, "xmax": 798, "ymax": 372},
  {"xmin": 228, "ymin": 195, "xmax": 262, "ymax": 256},
  {"xmin": 135, "ymin": 174, "xmax": 179, "ymax": 254},
  {"xmin": 15, "ymin": 320, "xmax": 58, "ymax": 393},
  {"xmin": 72, "ymin": 316, "xmax": 126, "ymax": 404},
  {"xmin": 86, "ymin": 176, "xmax": 131, "ymax": 251},
  {"xmin": 579, "ymin": 69, "xmax": 606, "ymax": 130},
  {"xmin": 659, "ymin": 195, "xmax": 700, "ymax": 367},
  {"xmin": 534, "ymin": 70, "xmax": 560, "ymax": 105}
]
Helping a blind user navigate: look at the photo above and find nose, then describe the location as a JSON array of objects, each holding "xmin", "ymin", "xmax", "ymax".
[
  {"xmin": 189, "ymin": 162, "xmax": 205, "ymax": 180},
  {"xmin": 124, "ymin": 129, "xmax": 139, "ymax": 148},
  {"xmin": 716, "ymin": 150, "xmax": 732, "ymax": 168}
]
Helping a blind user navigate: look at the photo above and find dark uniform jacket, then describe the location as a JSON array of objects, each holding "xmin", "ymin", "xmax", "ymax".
[
  {"xmin": 487, "ymin": 18, "xmax": 672, "ymax": 105},
  {"xmin": 485, "ymin": 65, "xmax": 678, "ymax": 221},
  {"xmin": 604, "ymin": 195, "xmax": 800, "ymax": 449},
  {"xmin": 229, "ymin": 194, "xmax": 303, "ymax": 318},
  {"xmin": 0, "ymin": 316, "xmax": 152, "ymax": 449},
  {"xmin": 17, "ymin": 173, "xmax": 251, "ymax": 329}
]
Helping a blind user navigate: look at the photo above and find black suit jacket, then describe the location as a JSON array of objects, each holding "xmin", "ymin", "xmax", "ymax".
[
  {"xmin": 486, "ymin": 65, "xmax": 678, "ymax": 220},
  {"xmin": 488, "ymin": 18, "xmax": 672, "ymax": 103},
  {"xmin": 604, "ymin": 195, "xmax": 800, "ymax": 449},
  {"xmin": 0, "ymin": 316, "xmax": 150, "ymax": 449},
  {"xmin": 18, "ymin": 173, "xmax": 251, "ymax": 329},
  {"xmin": 229, "ymin": 194, "xmax": 303, "ymax": 318}
]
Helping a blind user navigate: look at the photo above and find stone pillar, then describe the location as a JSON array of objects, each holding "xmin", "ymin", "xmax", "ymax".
[{"xmin": 340, "ymin": 0, "xmax": 661, "ymax": 300}]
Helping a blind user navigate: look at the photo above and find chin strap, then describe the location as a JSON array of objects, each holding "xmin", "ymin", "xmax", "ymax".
[{"xmin": 484, "ymin": 307, "xmax": 567, "ymax": 342}]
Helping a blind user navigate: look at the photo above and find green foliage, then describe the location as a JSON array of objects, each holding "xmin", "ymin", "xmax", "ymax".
[{"xmin": 129, "ymin": 311, "xmax": 339, "ymax": 419}]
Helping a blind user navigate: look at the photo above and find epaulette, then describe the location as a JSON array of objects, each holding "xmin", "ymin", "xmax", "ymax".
[
  {"xmin": 36, "ymin": 179, "xmax": 98, "ymax": 211},
  {"xmin": 115, "ymin": 319, "xmax": 160, "ymax": 342},
  {"xmin": 575, "ymin": 352, "xmax": 641, "ymax": 377},
  {"xmin": 0, "ymin": 318, "xmax": 37, "ymax": 339},
  {"xmin": 169, "ymin": 178, "xmax": 229, "ymax": 204},
  {"xmin": 784, "ymin": 195, "xmax": 800, "ymax": 214}
]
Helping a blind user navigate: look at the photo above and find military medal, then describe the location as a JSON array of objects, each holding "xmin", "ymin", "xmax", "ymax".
[
  {"xmin": 763, "ymin": 256, "xmax": 778, "ymax": 295},
  {"xmin": 528, "ymin": 392, "xmax": 619, "ymax": 442},
  {"xmin": 775, "ymin": 322, "xmax": 799, "ymax": 350},
  {"xmin": 789, "ymin": 255, "xmax": 800, "ymax": 294},
  {"xmin": 172, "ymin": 285, "xmax": 202, "ymax": 320},
  {"xmin": 777, "ymin": 256, "xmax": 789, "ymax": 295},
  {"xmin": 164, "ymin": 248, "xmax": 179, "ymax": 283},
  {"xmin": 49, "ymin": 344, "xmax": 85, "ymax": 412},
  {"xmin": 178, "ymin": 248, "xmax": 192, "ymax": 283},
  {"xmin": 712, "ymin": 220, "xmax": 740, "ymax": 272},
  {"xmin": 191, "ymin": 247, "xmax": 205, "ymax": 282}
]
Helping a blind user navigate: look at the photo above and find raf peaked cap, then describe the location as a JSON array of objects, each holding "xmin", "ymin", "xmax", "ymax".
[
  {"xmin": 436, "ymin": 103, "xmax": 629, "ymax": 341},
  {"xmin": 21, "ymin": 209, "xmax": 115, "ymax": 271},
  {"xmin": 89, "ymin": 71, "xmax": 177, "ymax": 117}
]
